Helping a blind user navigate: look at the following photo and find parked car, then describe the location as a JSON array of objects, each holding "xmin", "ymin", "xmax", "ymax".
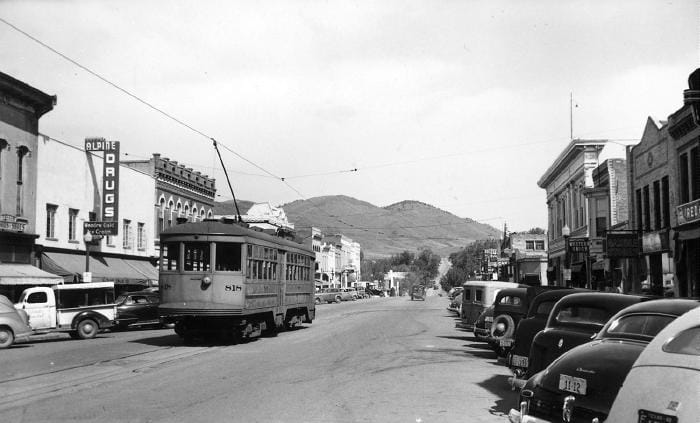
[
  {"xmin": 525, "ymin": 292, "xmax": 648, "ymax": 379},
  {"xmin": 490, "ymin": 286, "xmax": 557, "ymax": 355},
  {"xmin": 0, "ymin": 294, "xmax": 32, "ymax": 349},
  {"xmin": 507, "ymin": 288, "xmax": 585, "ymax": 382},
  {"xmin": 342, "ymin": 288, "xmax": 360, "ymax": 300},
  {"xmin": 411, "ymin": 285, "xmax": 426, "ymax": 301},
  {"xmin": 448, "ymin": 287, "xmax": 463, "ymax": 300},
  {"xmin": 473, "ymin": 305, "xmax": 494, "ymax": 341},
  {"xmin": 460, "ymin": 281, "xmax": 520, "ymax": 330},
  {"xmin": 115, "ymin": 290, "xmax": 165, "ymax": 329},
  {"xmin": 447, "ymin": 291, "xmax": 463, "ymax": 315},
  {"xmin": 315, "ymin": 288, "xmax": 342, "ymax": 304},
  {"xmin": 606, "ymin": 306, "xmax": 700, "ymax": 422},
  {"xmin": 509, "ymin": 299, "xmax": 699, "ymax": 423}
]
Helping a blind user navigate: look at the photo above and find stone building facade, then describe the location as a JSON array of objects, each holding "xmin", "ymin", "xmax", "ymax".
[
  {"xmin": 538, "ymin": 139, "xmax": 634, "ymax": 287},
  {"xmin": 123, "ymin": 153, "xmax": 216, "ymax": 247}
]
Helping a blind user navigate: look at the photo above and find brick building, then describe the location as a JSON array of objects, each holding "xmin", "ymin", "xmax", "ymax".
[
  {"xmin": 0, "ymin": 72, "xmax": 62, "ymax": 299},
  {"xmin": 122, "ymin": 153, "xmax": 216, "ymax": 248}
]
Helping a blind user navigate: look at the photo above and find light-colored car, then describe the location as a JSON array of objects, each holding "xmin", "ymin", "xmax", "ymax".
[
  {"xmin": 605, "ymin": 306, "xmax": 700, "ymax": 423},
  {"xmin": 0, "ymin": 294, "xmax": 32, "ymax": 349}
]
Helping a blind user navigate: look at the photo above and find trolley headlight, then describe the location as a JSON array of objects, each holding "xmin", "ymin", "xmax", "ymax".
[{"xmin": 201, "ymin": 276, "xmax": 212, "ymax": 286}]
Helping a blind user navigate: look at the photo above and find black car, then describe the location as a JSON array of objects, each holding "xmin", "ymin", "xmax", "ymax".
[
  {"xmin": 507, "ymin": 288, "xmax": 586, "ymax": 381},
  {"xmin": 525, "ymin": 292, "xmax": 647, "ymax": 379},
  {"xmin": 512, "ymin": 299, "xmax": 700, "ymax": 423},
  {"xmin": 115, "ymin": 290, "xmax": 166, "ymax": 329}
]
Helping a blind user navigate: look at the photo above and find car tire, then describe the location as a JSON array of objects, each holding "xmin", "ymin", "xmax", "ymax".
[
  {"xmin": 334, "ymin": 296, "xmax": 342, "ymax": 303},
  {"xmin": 76, "ymin": 319, "xmax": 98, "ymax": 339},
  {"xmin": 315, "ymin": 297, "xmax": 322, "ymax": 305},
  {"xmin": 0, "ymin": 327, "xmax": 14, "ymax": 349},
  {"xmin": 491, "ymin": 314, "xmax": 515, "ymax": 340}
]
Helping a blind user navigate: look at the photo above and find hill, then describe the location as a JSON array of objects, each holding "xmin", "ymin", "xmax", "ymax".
[
  {"xmin": 281, "ymin": 196, "xmax": 501, "ymax": 258},
  {"xmin": 214, "ymin": 196, "xmax": 501, "ymax": 258}
]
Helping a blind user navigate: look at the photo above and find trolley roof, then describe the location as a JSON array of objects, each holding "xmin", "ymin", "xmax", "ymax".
[{"xmin": 160, "ymin": 220, "xmax": 314, "ymax": 254}]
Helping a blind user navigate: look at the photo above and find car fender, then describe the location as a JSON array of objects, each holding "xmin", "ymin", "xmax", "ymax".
[{"xmin": 71, "ymin": 310, "xmax": 113, "ymax": 329}]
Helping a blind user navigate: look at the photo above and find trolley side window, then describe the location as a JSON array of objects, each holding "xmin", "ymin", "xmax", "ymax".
[
  {"xmin": 160, "ymin": 242, "xmax": 179, "ymax": 271},
  {"xmin": 184, "ymin": 242, "xmax": 210, "ymax": 272},
  {"xmin": 246, "ymin": 244, "xmax": 278, "ymax": 280},
  {"xmin": 215, "ymin": 242, "xmax": 242, "ymax": 272},
  {"xmin": 285, "ymin": 252, "xmax": 312, "ymax": 281}
]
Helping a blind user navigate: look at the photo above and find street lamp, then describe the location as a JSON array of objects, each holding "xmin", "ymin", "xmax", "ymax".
[
  {"xmin": 562, "ymin": 224, "xmax": 571, "ymax": 287},
  {"xmin": 83, "ymin": 231, "xmax": 93, "ymax": 282}
]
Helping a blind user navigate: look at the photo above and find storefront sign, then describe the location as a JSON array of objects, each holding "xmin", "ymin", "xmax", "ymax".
[
  {"xmin": 606, "ymin": 233, "xmax": 640, "ymax": 257},
  {"xmin": 676, "ymin": 199, "xmax": 700, "ymax": 226},
  {"xmin": 85, "ymin": 138, "xmax": 120, "ymax": 232},
  {"xmin": 84, "ymin": 221, "xmax": 118, "ymax": 236},
  {"xmin": 642, "ymin": 230, "xmax": 670, "ymax": 253},
  {"xmin": 568, "ymin": 238, "xmax": 589, "ymax": 253},
  {"xmin": 0, "ymin": 214, "xmax": 27, "ymax": 232},
  {"xmin": 589, "ymin": 237, "xmax": 605, "ymax": 255}
]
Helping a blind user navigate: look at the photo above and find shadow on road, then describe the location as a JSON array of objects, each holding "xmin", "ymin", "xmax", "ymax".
[
  {"xmin": 436, "ymin": 334, "xmax": 475, "ymax": 342},
  {"xmin": 478, "ymin": 374, "xmax": 519, "ymax": 418}
]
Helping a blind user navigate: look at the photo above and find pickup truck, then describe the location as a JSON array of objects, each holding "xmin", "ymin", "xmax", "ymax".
[{"xmin": 15, "ymin": 282, "xmax": 117, "ymax": 339}]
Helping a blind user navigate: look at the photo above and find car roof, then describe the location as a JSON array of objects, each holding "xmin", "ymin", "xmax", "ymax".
[{"xmin": 631, "ymin": 306, "xmax": 700, "ymax": 369}]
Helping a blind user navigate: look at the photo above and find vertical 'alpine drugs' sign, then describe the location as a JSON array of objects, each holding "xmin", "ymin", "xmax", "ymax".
[{"xmin": 85, "ymin": 138, "xmax": 120, "ymax": 230}]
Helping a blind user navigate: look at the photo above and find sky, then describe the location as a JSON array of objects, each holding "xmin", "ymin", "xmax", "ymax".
[{"xmin": 2, "ymin": 0, "xmax": 698, "ymax": 232}]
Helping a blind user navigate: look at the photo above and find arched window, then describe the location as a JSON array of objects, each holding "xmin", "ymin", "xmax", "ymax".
[
  {"xmin": 17, "ymin": 145, "xmax": 29, "ymax": 183},
  {"xmin": 176, "ymin": 201, "xmax": 182, "ymax": 216},
  {"xmin": 0, "ymin": 139, "xmax": 8, "ymax": 176},
  {"xmin": 192, "ymin": 207, "xmax": 198, "ymax": 222}
]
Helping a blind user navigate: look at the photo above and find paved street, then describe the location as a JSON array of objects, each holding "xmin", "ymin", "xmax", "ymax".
[{"xmin": 1, "ymin": 295, "xmax": 517, "ymax": 423}]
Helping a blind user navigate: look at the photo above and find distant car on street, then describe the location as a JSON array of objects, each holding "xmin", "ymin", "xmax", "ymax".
[
  {"xmin": 315, "ymin": 288, "xmax": 342, "ymax": 304},
  {"xmin": 411, "ymin": 285, "xmax": 426, "ymax": 301}
]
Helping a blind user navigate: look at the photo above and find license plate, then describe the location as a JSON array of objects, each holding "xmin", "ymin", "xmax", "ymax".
[
  {"xmin": 499, "ymin": 338, "xmax": 513, "ymax": 347},
  {"xmin": 511, "ymin": 354, "xmax": 528, "ymax": 368},
  {"xmin": 638, "ymin": 409, "xmax": 678, "ymax": 423},
  {"xmin": 558, "ymin": 374, "xmax": 587, "ymax": 395}
]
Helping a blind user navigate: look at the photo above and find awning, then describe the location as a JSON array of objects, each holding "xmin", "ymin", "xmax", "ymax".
[
  {"xmin": 676, "ymin": 225, "xmax": 700, "ymax": 241},
  {"xmin": 0, "ymin": 264, "xmax": 63, "ymax": 285},
  {"xmin": 41, "ymin": 252, "xmax": 157, "ymax": 284}
]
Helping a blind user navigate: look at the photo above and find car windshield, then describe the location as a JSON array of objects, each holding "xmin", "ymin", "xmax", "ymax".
[{"xmin": 604, "ymin": 313, "xmax": 676, "ymax": 341}]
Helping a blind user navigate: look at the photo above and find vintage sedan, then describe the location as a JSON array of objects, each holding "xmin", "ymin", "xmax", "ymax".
[
  {"xmin": 509, "ymin": 298, "xmax": 699, "ymax": 423},
  {"xmin": 490, "ymin": 286, "xmax": 565, "ymax": 356},
  {"xmin": 473, "ymin": 305, "xmax": 494, "ymax": 342},
  {"xmin": 525, "ymin": 292, "xmax": 647, "ymax": 380},
  {"xmin": 0, "ymin": 294, "xmax": 32, "ymax": 349},
  {"xmin": 508, "ymin": 289, "xmax": 585, "ymax": 383},
  {"xmin": 115, "ymin": 290, "xmax": 162, "ymax": 329},
  {"xmin": 606, "ymin": 306, "xmax": 700, "ymax": 422}
]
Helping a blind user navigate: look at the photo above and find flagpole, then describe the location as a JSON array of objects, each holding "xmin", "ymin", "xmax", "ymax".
[{"xmin": 570, "ymin": 92, "xmax": 573, "ymax": 141}]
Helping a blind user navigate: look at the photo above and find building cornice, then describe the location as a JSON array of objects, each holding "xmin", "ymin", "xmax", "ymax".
[{"xmin": 538, "ymin": 139, "xmax": 609, "ymax": 188}]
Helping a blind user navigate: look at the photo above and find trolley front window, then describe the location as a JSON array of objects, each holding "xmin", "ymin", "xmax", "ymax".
[
  {"xmin": 184, "ymin": 242, "xmax": 210, "ymax": 272},
  {"xmin": 216, "ymin": 242, "xmax": 242, "ymax": 272},
  {"xmin": 160, "ymin": 242, "xmax": 179, "ymax": 271}
]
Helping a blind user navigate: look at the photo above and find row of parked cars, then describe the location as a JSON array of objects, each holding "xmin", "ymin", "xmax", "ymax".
[
  {"xmin": 314, "ymin": 287, "xmax": 375, "ymax": 304},
  {"xmin": 446, "ymin": 281, "xmax": 700, "ymax": 423}
]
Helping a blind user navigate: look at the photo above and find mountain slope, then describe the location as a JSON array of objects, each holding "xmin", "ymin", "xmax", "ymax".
[
  {"xmin": 213, "ymin": 196, "xmax": 501, "ymax": 258},
  {"xmin": 282, "ymin": 196, "xmax": 501, "ymax": 258}
]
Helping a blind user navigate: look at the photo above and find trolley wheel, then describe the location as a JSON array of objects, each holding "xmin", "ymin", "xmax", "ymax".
[
  {"xmin": 76, "ymin": 319, "xmax": 98, "ymax": 339},
  {"xmin": 0, "ymin": 327, "xmax": 14, "ymax": 349}
]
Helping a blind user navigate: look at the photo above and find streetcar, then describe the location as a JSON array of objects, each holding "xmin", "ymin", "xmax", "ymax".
[{"xmin": 158, "ymin": 218, "xmax": 315, "ymax": 343}]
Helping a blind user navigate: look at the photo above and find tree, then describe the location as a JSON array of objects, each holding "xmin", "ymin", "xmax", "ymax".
[
  {"xmin": 440, "ymin": 267, "xmax": 468, "ymax": 292},
  {"xmin": 526, "ymin": 227, "xmax": 546, "ymax": 234}
]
